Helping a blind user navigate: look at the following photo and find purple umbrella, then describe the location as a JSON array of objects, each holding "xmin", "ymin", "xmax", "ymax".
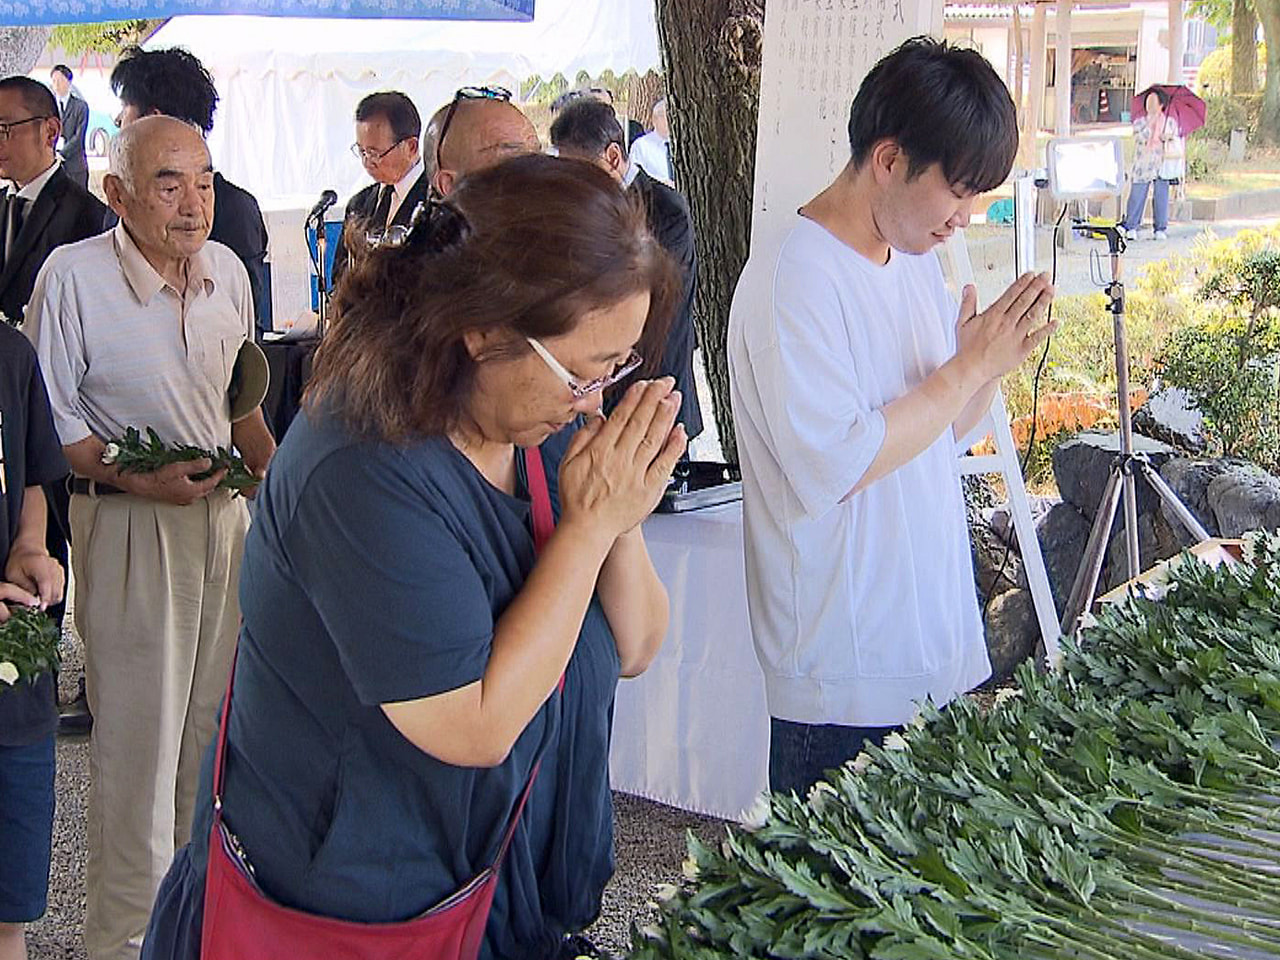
[{"xmin": 1131, "ymin": 84, "xmax": 1206, "ymax": 137}]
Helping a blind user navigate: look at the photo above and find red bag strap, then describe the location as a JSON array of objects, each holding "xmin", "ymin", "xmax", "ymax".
[{"xmin": 523, "ymin": 445, "xmax": 555, "ymax": 555}]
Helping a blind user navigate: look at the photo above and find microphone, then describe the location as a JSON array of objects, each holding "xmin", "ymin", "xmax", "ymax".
[{"xmin": 308, "ymin": 189, "xmax": 338, "ymax": 221}]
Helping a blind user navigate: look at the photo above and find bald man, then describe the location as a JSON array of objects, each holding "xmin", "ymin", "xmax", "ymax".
[
  {"xmin": 25, "ymin": 115, "xmax": 275, "ymax": 960},
  {"xmin": 425, "ymin": 95, "xmax": 541, "ymax": 197}
]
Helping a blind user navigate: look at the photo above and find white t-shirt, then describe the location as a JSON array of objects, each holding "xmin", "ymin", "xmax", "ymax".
[{"xmin": 728, "ymin": 215, "xmax": 990, "ymax": 727}]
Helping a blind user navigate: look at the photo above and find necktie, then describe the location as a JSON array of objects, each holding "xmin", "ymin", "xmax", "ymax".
[
  {"xmin": 3, "ymin": 195, "xmax": 25, "ymax": 267},
  {"xmin": 372, "ymin": 185, "xmax": 394, "ymax": 230}
]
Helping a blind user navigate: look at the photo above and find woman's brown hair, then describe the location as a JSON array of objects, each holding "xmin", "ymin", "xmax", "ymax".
[{"xmin": 306, "ymin": 153, "xmax": 680, "ymax": 443}]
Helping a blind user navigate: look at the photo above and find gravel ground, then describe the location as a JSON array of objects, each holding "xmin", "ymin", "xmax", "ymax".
[{"xmin": 25, "ymin": 628, "xmax": 725, "ymax": 960}]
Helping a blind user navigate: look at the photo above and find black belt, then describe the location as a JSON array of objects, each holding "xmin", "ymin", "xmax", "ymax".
[{"xmin": 68, "ymin": 477, "xmax": 126, "ymax": 496}]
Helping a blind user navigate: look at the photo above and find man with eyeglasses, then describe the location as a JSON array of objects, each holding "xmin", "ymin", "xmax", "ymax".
[
  {"xmin": 110, "ymin": 47, "xmax": 271, "ymax": 335},
  {"xmin": 550, "ymin": 99, "xmax": 703, "ymax": 445},
  {"xmin": 423, "ymin": 87, "xmax": 540, "ymax": 198},
  {"xmin": 330, "ymin": 90, "xmax": 430, "ymax": 290},
  {"xmin": 0, "ymin": 77, "xmax": 107, "ymax": 328}
]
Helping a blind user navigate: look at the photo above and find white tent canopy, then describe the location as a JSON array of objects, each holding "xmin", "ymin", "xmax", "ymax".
[{"xmin": 147, "ymin": 0, "xmax": 662, "ymax": 204}]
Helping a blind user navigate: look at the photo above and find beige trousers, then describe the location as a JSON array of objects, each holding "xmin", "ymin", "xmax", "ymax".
[{"xmin": 70, "ymin": 491, "xmax": 249, "ymax": 960}]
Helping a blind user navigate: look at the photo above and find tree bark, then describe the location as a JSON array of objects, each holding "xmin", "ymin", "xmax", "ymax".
[
  {"xmin": 654, "ymin": 0, "xmax": 764, "ymax": 464},
  {"xmin": 1258, "ymin": 0, "xmax": 1280, "ymax": 142},
  {"xmin": 0, "ymin": 28, "xmax": 51, "ymax": 77},
  {"xmin": 1232, "ymin": 0, "xmax": 1259, "ymax": 93}
]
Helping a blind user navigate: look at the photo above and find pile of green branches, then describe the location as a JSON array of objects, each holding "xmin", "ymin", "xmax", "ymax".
[{"xmin": 631, "ymin": 534, "xmax": 1280, "ymax": 960}]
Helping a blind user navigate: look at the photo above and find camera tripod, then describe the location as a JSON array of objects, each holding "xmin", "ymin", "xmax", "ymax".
[{"xmin": 1058, "ymin": 221, "xmax": 1211, "ymax": 633}]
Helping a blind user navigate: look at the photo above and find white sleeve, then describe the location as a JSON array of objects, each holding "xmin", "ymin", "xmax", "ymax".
[
  {"xmin": 25, "ymin": 261, "xmax": 92, "ymax": 447},
  {"xmin": 748, "ymin": 270, "xmax": 885, "ymax": 519}
]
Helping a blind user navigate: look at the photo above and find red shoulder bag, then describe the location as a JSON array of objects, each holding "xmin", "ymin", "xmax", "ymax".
[{"xmin": 200, "ymin": 446, "xmax": 559, "ymax": 960}]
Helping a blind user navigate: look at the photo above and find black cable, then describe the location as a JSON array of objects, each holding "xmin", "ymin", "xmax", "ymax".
[{"xmin": 982, "ymin": 203, "xmax": 1068, "ymax": 621}]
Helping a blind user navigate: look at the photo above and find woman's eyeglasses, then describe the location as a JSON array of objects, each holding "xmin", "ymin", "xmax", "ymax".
[
  {"xmin": 435, "ymin": 86, "xmax": 512, "ymax": 175},
  {"xmin": 527, "ymin": 337, "xmax": 642, "ymax": 400}
]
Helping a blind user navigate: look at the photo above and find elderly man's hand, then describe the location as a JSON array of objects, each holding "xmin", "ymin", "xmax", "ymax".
[
  {"xmin": 124, "ymin": 459, "xmax": 226, "ymax": 505},
  {"xmin": 5, "ymin": 548, "xmax": 65, "ymax": 610}
]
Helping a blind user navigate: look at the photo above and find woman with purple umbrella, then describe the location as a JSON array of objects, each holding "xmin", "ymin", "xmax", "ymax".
[{"xmin": 1121, "ymin": 87, "xmax": 1188, "ymax": 241}]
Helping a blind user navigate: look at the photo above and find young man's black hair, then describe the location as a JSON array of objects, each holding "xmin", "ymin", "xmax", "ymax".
[
  {"xmin": 0, "ymin": 76, "xmax": 58, "ymax": 121},
  {"xmin": 51, "ymin": 64, "xmax": 73, "ymax": 83},
  {"xmin": 548, "ymin": 99, "xmax": 624, "ymax": 158},
  {"xmin": 111, "ymin": 46, "xmax": 219, "ymax": 134},
  {"xmin": 355, "ymin": 91, "xmax": 422, "ymax": 143},
  {"xmin": 847, "ymin": 36, "xmax": 1017, "ymax": 194}
]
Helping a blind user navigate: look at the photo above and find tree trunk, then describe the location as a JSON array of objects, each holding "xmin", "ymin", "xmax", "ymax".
[
  {"xmin": 654, "ymin": 0, "xmax": 764, "ymax": 464},
  {"xmin": 1232, "ymin": 0, "xmax": 1259, "ymax": 94},
  {"xmin": 1258, "ymin": 0, "xmax": 1280, "ymax": 142},
  {"xmin": 0, "ymin": 27, "xmax": 51, "ymax": 77}
]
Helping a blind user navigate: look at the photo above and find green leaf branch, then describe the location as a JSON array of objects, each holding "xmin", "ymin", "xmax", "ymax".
[
  {"xmin": 102, "ymin": 427, "xmax": 258, "ymax": 495},
  {"xmin": 0, "ymin": 606, "xmax": 60, "ymax": 689}
]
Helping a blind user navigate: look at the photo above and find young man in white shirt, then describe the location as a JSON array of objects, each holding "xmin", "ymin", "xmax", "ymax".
[{"xmin": 728, "ymin": 37, "xmax": 1055, "ymax": 796}]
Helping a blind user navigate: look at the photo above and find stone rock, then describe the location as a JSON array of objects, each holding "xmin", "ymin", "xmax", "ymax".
[
  {"xmin": 987, "ymin": 495, "xmax": 1059, "ymax": 547},
  {"xmin": 1208, "ymin": 464, "xmax": 1280, "ymax": 536},
  {"xmin": 1158, "ymin": 457, "xmax": 1229, "ymax": 545},
  {"xmin": 1132, "ymin": 387, "xmax": 1207, "ymax": 453},
  {"xmin": 1101, "ymin": 509, "xmax": 1184, "ymax": 592},
  {"xmin": 983, "ymin": 588, "xmax": 1039, "ymax": 684},
  {"xmin": 1035, "ymin": 501, "xmax": 1092, "ymax": 617},
  {"xmin": 1052, "ymin": 431, "xmax": 1178, "ymax": 521},
  {"xmin": 971, "ymin": 518, "xmax": 1024, "ymax": 604}
]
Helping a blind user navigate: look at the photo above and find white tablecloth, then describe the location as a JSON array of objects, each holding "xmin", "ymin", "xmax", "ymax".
[{"xmin": 609, "ymin": 501, "xmax": 769, "ymax": 820}]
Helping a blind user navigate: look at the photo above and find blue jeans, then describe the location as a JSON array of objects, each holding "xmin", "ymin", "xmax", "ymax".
[
  {"xmin": 0, "ymin": 735, "xmax": 56, "ymax": 922},
  {"xmin": 1123, "ymin": 178, "xmax": 1170, "ymax": 233},
  {"xmin": 768, "ymin": 718, "xmax": 896, "ymax": 796}
]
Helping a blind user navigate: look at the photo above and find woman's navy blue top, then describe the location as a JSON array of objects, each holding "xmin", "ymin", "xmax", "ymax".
[{"xmin": 155, "ymin": 409, "xmax": 620, "ymax": 960}]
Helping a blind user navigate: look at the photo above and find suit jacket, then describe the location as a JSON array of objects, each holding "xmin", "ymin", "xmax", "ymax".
[
  {"xmin": 58, "ymin": 93, "xmax": 90, "ymax": 188},
  {"xmin": 0, "ymin": 165, "xmax": 108, "ymax": 326},
  {"xmin": 212, "ymin": 173, "xmax": 271, "ymax": 332},
  {"xmin": 627, "ymin": 168, "xmax": 703, "ymax": 440},
  {"xmin": 330, "ymin": 169, "xmax": 432, "ymax": 290}
]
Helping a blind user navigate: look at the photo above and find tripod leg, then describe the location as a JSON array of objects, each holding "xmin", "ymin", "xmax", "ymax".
[
  {"xmin": 1122, "ymin": 469, "xmax": 1140, "ymax": 581},
  {"xmin": 1137, "ymin": 460, "xmax": 1212, "ymax": 542},
  {"xmin": 1061, "ymin": 466, "xmax": 1126, "ymax": 634}
]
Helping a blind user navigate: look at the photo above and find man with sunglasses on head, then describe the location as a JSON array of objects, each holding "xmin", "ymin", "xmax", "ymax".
[
  {"xmin": 423, "ymin": 86, "xmax": 541, "ymax": 198},
  {"xmin": 331, "ymin": 91, "xmax": 430, "ymax": 289}
]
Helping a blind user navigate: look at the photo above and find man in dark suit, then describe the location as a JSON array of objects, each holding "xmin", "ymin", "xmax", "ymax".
[
  {"xmin": 550, "ymin": 99, "xmax": 704, "ymax": 442},
  {"xmin": 48, "ymin": 66, "xmax": 89, "ymax": 189},
  {"xmin": 0, "ymin": 77, "xmax": 106, "ymax": 326},
  {"xmin": 330, "ymin": 91, "xmax": 430, "ymax": 289},
  {"xmin": 110, "ymin": 47, "xmax": 273, "ymax": 333}
]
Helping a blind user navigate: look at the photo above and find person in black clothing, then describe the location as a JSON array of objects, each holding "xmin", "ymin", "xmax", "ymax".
[
  {"xmin": 47, "ymin": 66, "xmax": 88, "ymax": 189},
  {"xmin": 0, "ymin": 322, "xmax": 69, "ymax": 960},
  {"xmin": 550, "ymin": 99, "xmax": 703, "ymax": 442},
  {"xmin": 0, "ymin": 77, "xmax": 108, "ymax": 328},
  {"xmin": 110, "ymin": 47, "xmax": 272, "ymax": 332},
  {"xmin": 330, "ymin": 91, "xmax": 430, "ymax": 290}
]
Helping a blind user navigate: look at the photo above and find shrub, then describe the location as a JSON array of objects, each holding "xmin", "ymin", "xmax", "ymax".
[
  {"xmin": 1158, "ymin": 248, "xmax": 1280, "ymax": 471},
  {"xmin": 1185, "ymin": 136, "xmax": 1227, "ymax": 181},
  {"xmin": 1197, "ymin": 95, "xmax": 1249, "ymax": 143}
]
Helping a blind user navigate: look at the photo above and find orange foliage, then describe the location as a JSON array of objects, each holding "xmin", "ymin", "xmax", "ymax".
[{"xmin": 971, "ymin": 389, "xmax": 1149, "ymax": 455}]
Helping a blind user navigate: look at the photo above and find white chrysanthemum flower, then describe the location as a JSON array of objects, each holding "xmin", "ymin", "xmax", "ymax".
[
  {"xmin": 851, "ymin": 752, "xmax": 873, "ymax": 774},
  {"xmin": 908, "ymin": 710, "xmax": 927, "ymax": 732},
  {"xmin": 883, "ymin": 731, "xmax": 909, "ymax": 751},
  {"xmin": 994, "ymin": 687, "xmax": 1023, "ymax": 706},
  {"xmin": 739, "ymin": 793, "xmax": 772, "ymax": 828},
  {"xmin": 1078, "ymin": 610, "xmax": 1099, "ymax": 631},
  {"xmin": 0, "ymin": 661, "xmax": 18, "ymax": 685},
  {"xmin": 807, "ymin": 780, "xmax": 837, "ymax": 811},
  {"xmin": 654, "ymin": 883, "xmax": 678, "ymax": 903},
  {"xmin": 681, "ymin": 856, "xmax": 699, "ymax": 880},
  {"xmin": 101, "ymin": 442, "xmax": 121, "ymax": 465}
]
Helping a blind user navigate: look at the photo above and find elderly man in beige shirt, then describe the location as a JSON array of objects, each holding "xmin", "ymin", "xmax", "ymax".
[{"xmin": 25, "ymin": 115, "xmax": 275, "ymax": 960}]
